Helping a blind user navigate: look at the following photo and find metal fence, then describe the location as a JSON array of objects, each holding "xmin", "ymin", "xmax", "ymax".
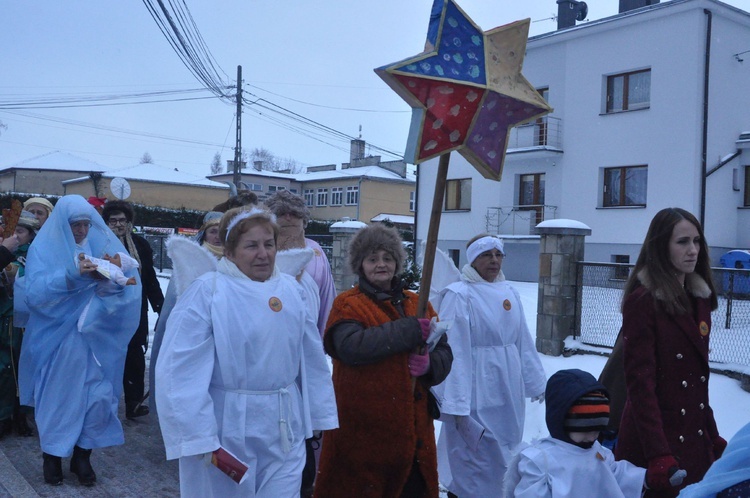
[
  {"xmin": 576, "ymin": 262, "xmax": 750, "ymax": 367},
  {"xmin": 142, "ymin": 233, "xmax": 172, "ymax": 272}
]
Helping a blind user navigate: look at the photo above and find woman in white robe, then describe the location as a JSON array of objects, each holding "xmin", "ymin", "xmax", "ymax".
[
  {"xmin": 156, "ymin": 207, "xmax": 337, "ymax": 498},
  {"xmin": 434, "ymin": 234, "xmax": 547, "ymax": 498}
]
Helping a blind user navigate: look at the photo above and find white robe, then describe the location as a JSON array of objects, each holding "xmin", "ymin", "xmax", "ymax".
[
  {"xmin": 156, "ymin": 262, "xmax": 338, "ymax": 498},
  {"xmin": 434, "ymin": 265, "xmax": 547, "ymax": 497},
  {"xmin": 508, "ymin": 439, "xmax": 645, "ymax": 498}
]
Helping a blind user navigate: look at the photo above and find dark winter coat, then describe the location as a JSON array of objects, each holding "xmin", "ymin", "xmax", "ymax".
[
  {"xmin": 546, "ymin": 368, "xmax": 609, "ymax": 445},
  {"xmin": 131, "ymin": 234, "xmax": 164, "ymax": 348},
  {"xmin": 314, "ymin": 278, "xmax": 452, "ymax": 498},
  {"xmin": 615, "ymin": 271, "xmax": 721, "ymax": 498}
]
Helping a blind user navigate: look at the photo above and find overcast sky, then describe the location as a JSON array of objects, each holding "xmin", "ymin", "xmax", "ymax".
[{"xmin": 1, "ymin": 0, "xmax": 748, "ymax": 178}]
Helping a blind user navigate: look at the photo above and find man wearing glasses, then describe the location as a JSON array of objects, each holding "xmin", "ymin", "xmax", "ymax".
[{"xmin": 101, "ymin": 201, "xmax": 164, "ymax": 421}]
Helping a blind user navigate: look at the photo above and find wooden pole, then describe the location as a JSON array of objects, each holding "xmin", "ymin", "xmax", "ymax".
[{"xmin": 416, "ymin": 152, "xmax": 450, "ymax": 318}]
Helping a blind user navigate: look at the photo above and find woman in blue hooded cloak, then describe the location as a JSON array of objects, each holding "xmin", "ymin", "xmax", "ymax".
[{"xmin": 17, "ymin": 195, "xmax": 141, "ymax": 486}]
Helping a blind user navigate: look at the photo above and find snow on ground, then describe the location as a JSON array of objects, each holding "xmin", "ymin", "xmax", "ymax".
[{"xmin": 148, "ymin": 275, "xmax": 750, "ymax": 450}]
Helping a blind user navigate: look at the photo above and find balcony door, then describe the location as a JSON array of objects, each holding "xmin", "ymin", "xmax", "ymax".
[{"xmin": 519, "ymin": 173, "xmax": 545, "ymax": 224}]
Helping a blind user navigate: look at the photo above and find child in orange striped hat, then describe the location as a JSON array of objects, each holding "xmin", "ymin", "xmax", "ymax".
[{"xmin": 504, "ymin": 369, "xmax": 648, "ymax": 497}]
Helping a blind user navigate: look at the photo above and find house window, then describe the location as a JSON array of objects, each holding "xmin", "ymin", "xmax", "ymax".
[
  {"xmin": 519, "ymin": 173, "xmax": 545, "ymax": 224},
  {"xmin": 448, "ymin": 249, "xmax": 460, "ymax": 268},
  {"xmin": 612, "ymin": 254, "xmax": 631, "ymax": 280},
  {"xmin": 246, "ymin": 183, "xmax": 262, "ymax": 191},
  {"xmin": 606, "ymin": 69, "xmax": 650, "ymax": 113},
  {"xmin": 289, "ymin": 188, "xmax": 297, "ymax": 194},
  {"xmin": 410, "ymin": 191, "xmax": 416, "ymax": 212},
  {"xmin": 316, "ymin": 188, "xmax": 328, "ymax": 207},
  {"xmin": 331, "ymin": 187, "xmax": 343, "ymax": 206},
  {"xmin": 535, "ymin": 87, "xmax": 549, "ymax": 146},
  {"xmin": 603, "ymin": 166, "xmax": 647, "ymax": 207},
  {"xmin": 304, "ymin": 189, "xmax": 314, "ymax": 206},
  {"xmin": 268, "ymin": 185, "xmax": 285, "ymax": 192},
  {"xmin": 346, "ymin": 186, "xmax": 359, "ymax": 205},
  {"xmin": 745, "ymin": 166, "xmax": 750, "ymax": 207},
  {"xmin": 445, "ymin": 179, "xmax": 472, "ymax": 211}
]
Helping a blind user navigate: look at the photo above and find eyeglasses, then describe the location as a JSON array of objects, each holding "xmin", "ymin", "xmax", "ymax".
[{"xmin": 107, "ymin": 219, "xmax": 128, "ymax": 226}]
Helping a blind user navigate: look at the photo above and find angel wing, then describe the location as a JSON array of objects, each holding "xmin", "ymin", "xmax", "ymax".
[
  {"xmin": 275, "ymin": 247, "xmax": 314, "ymax": 278},
  {"xmin": 166, "ymin": 235, "xmax": 218, "ymax": 297},
  {"xmin": 425, "ymin": 246, "xmax": 461, "ymax": 311}
]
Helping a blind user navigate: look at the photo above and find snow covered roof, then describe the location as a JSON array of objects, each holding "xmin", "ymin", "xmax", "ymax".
[
  {"xmin": 3, "ymin": 151, "xmax": 107, "ymax": 173},
  {"xmin": 371, "ymin": 213, "xmax": 415, "ymax": 225},
  {"xmin": 536, "ymin": 219, "xmax": 591, "ymax": 230},
  {"xmin": 330, "ymin": 219, "xmax": 367, "ymax": 230},
  {"xmin": 63, "ymin": 163, "xmax": 229, "ymax": 189},
  {"xmin": 208, "ymin": 164, "xmax": 415, "ymax": 184}
]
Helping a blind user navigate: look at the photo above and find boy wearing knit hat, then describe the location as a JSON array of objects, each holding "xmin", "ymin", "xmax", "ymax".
[{"xmin": 504, "ymin": 369, "xmax": 648, "ymax": 497}]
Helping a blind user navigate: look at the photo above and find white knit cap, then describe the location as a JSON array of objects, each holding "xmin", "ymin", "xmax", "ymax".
[{"xmin": 466, "ymin": 236, "xmax": 505, "ymax": 265}]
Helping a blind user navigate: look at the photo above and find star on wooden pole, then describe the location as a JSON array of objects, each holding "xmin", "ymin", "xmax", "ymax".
[{"xmin": 376, "ymin": 0, "xmax": 552, "ymax": 181}]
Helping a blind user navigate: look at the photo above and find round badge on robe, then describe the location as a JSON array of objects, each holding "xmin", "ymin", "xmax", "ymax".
[
  {"xmin": 699, "ymin": 321, "xmax": 709, "ymax": 336},
  {"xmin": 503, "ymin": 299, "xmax": 512, "ymax": 311},
  {"xmin": 269, "ymin": 297, "xmax": 283, "ymax": 312}
]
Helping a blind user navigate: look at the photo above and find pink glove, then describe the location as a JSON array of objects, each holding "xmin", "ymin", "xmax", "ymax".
[
  {"xmin": 417, "ymin": 318, "xmax": 431, "ymax": 341},
  {"xmin": 408, "ymin": 351, "xmax": 430, "ymax": 377}
]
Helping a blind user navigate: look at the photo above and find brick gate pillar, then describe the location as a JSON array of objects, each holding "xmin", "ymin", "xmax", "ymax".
[
  {"xmin": 534, "ymin": 220, "xmax": 591, "ymax": 356},
  {"xmin": 329, "ymin": 219, "xmax": 367, "ymax": 294}
]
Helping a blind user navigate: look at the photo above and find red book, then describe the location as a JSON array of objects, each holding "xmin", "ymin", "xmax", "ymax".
[{"xmin": 205, "ymin": 447, "xmax": 249, "ymax": 485}]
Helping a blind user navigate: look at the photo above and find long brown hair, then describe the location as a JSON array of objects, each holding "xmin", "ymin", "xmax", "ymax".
[{"xmin": 622, "ymin": 208, "xmax": 717, "ymax": 315}]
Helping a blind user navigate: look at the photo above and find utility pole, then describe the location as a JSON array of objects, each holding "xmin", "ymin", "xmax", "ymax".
[{"xmin": 233, "ymin": 65, "xmax": 243, "ymax": 188}]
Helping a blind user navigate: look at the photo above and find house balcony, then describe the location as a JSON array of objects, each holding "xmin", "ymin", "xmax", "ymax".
[
  {"xmin": 507, "ymin": 116, "xmax": 562, "ymax": 151},
  {"xmin": 485, "ymin": 205, "xmax": 558, "ymax": 236}
]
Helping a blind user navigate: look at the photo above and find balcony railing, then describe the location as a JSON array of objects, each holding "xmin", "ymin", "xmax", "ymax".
[
  {"xmin": 485, "ymin": 205, "xmax": 558, "ymax": 236},
  {"xmin": 507, "ymin": 116, "xmax": 562, "ymax": 150}
]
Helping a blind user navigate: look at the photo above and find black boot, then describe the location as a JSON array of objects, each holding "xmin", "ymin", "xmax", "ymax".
[
  {"xmin": 42, "ymin": 453, "xmax": 63, "ymax": 485},
  {"xmin": 13, "ymin": 404, "xmax": 34, "ymax": 437},
  {"xmin": 70, "ymin": 446, "xmax": 96, "ymax": 486}
]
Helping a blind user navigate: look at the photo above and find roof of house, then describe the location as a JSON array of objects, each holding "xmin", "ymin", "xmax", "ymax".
[
  {"xmin": 209, "ymin": 164, "xmax": 416, "ymax": 184},
  {"xmin": 371, "ymin": 213, "xmax": 415, "ymax": 225},
  {"xmin": 63, "ymin": 163, "xmax": 229, "ymax": 189},
  {"xmin": 3, "ymin": 151, "xmax": 107, "ymax": 173}
]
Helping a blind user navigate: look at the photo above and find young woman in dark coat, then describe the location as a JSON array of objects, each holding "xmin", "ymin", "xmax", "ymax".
[
  {"xmin": 314, "ymin": 224, "xmax": 452, "ymax": 498},
  {"xmin": 615, "ymin": 208, "xmax": 726, "ymax": 498}
]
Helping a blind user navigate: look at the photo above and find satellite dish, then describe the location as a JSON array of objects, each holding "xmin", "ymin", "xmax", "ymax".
[
  {"xmin": 110, "ymin": 177, "xmax": 131, "ymax": 200},
  {"xmin": 576, "ymin": 2, "xmax": 588, "ymax": 21}
]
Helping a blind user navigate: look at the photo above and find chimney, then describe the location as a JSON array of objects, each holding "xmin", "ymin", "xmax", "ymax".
[
  {"xmin": 619, "ymin": 0, "xmax": 659, "ymax": 13},
  {"xmin": 253, "ymin": 160, "xmax": 263, "ymax": 171},
  {"xmin": 350, "ymin": 138, "xmax": 365, "ymax": 163},
  {"xmin": 557, "ymin": 0, "xmax": 588, "ymax": 30}
]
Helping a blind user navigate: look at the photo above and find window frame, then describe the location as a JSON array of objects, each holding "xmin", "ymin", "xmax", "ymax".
[
  {"xmin": 303, "ymin": 189, "xmax": 314, "ymax": 207},
  {"xmin": 346, "ymin": 186, "xmax": 359, "ymax": 206},
  {"xmin": 409, "ymin": 191, "xmax": 416, "ymax": 212},
  {"xmin": 745, "ymin": 166, "xmax": 750, "ymax": 207},
  {"xmin": 606, "ymin": 69, "xmax": 651, "ymax": 113},
  {"xmin": 330, "ymin": 187, "xmax": 343, "ymax": 206},
  {"xmin": 444, "ymin": 178, "xmax": 472, "ymax": 212},
  {"xmin": 316, "ymin": 188, "xmax": 328, "ymax": 207},
  {"xmin": 602, "ymin": 165, "xmax": 648, "ymax": 208},
  {"xmin": 518, "ymin": 173, "xmax": 545, "ymax": 224}
]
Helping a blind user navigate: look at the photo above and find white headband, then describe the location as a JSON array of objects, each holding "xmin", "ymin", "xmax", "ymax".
[
  {"xmin": 466, "ymin": 236, "xmax": 505, "ymax": 264},
  {"xmin": 225, "ymin": 208, "xmax": 277, "ymax": 242}
]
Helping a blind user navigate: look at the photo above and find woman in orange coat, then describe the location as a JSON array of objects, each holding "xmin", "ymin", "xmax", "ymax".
[
  {"xmin": 314, "ymin": 225, "xmax": 452, "ymax": 498},
  {"xmin": 615, "ymin": 208, "xmax": 726, "ymax": 497}
]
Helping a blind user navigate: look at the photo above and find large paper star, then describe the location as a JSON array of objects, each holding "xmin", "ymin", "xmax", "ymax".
[{"xmin": 376, "ymin": 0, "xmax": 552, "ymax": 180}]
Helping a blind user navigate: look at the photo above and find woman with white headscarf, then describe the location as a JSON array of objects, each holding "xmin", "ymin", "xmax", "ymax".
[
  {"xmin": 434, "ymin": 234, "xmax": 546, "ymax": 498},
  {"xmin": 18, "ymin": 195, "xmax": 141, "ymax": 486},
  {"xmin": 156, "ymin": 207, "xmax": 337, "ymax": 497}
]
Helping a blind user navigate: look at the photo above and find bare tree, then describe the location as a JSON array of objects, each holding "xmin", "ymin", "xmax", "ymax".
[
  {"xmin": 249, "ymin": 147, "xmax": 303, "ymax": 173},
  {"xmin": 140, "ymin": 152, "xmax": 154, "ymax": 164},
  {"xmin": 210, "ymin": 152, "xmax": 222, "ymax": 174}
]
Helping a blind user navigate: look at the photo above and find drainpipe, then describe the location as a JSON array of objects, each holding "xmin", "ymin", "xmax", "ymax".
[
  {"xmin": 355, "ymin": 177, "xmax": 362, "ymax": 221},
  {"xmin": 700, "ymin": 9, "xmax": 712, "ymax": 227},
  {"xmin": 414, "ymin": 164, "xmax": 420, "ymax": 260}
]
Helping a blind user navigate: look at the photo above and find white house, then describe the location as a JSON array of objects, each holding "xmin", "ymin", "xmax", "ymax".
[{"xmin": 416, "ymin": 0, "xmax": 750, "ymax": 281}]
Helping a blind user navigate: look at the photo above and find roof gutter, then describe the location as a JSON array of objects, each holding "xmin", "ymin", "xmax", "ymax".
[{"xmin": 700, "ymin": 8, "xmax": 712, "ymax": 227}]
